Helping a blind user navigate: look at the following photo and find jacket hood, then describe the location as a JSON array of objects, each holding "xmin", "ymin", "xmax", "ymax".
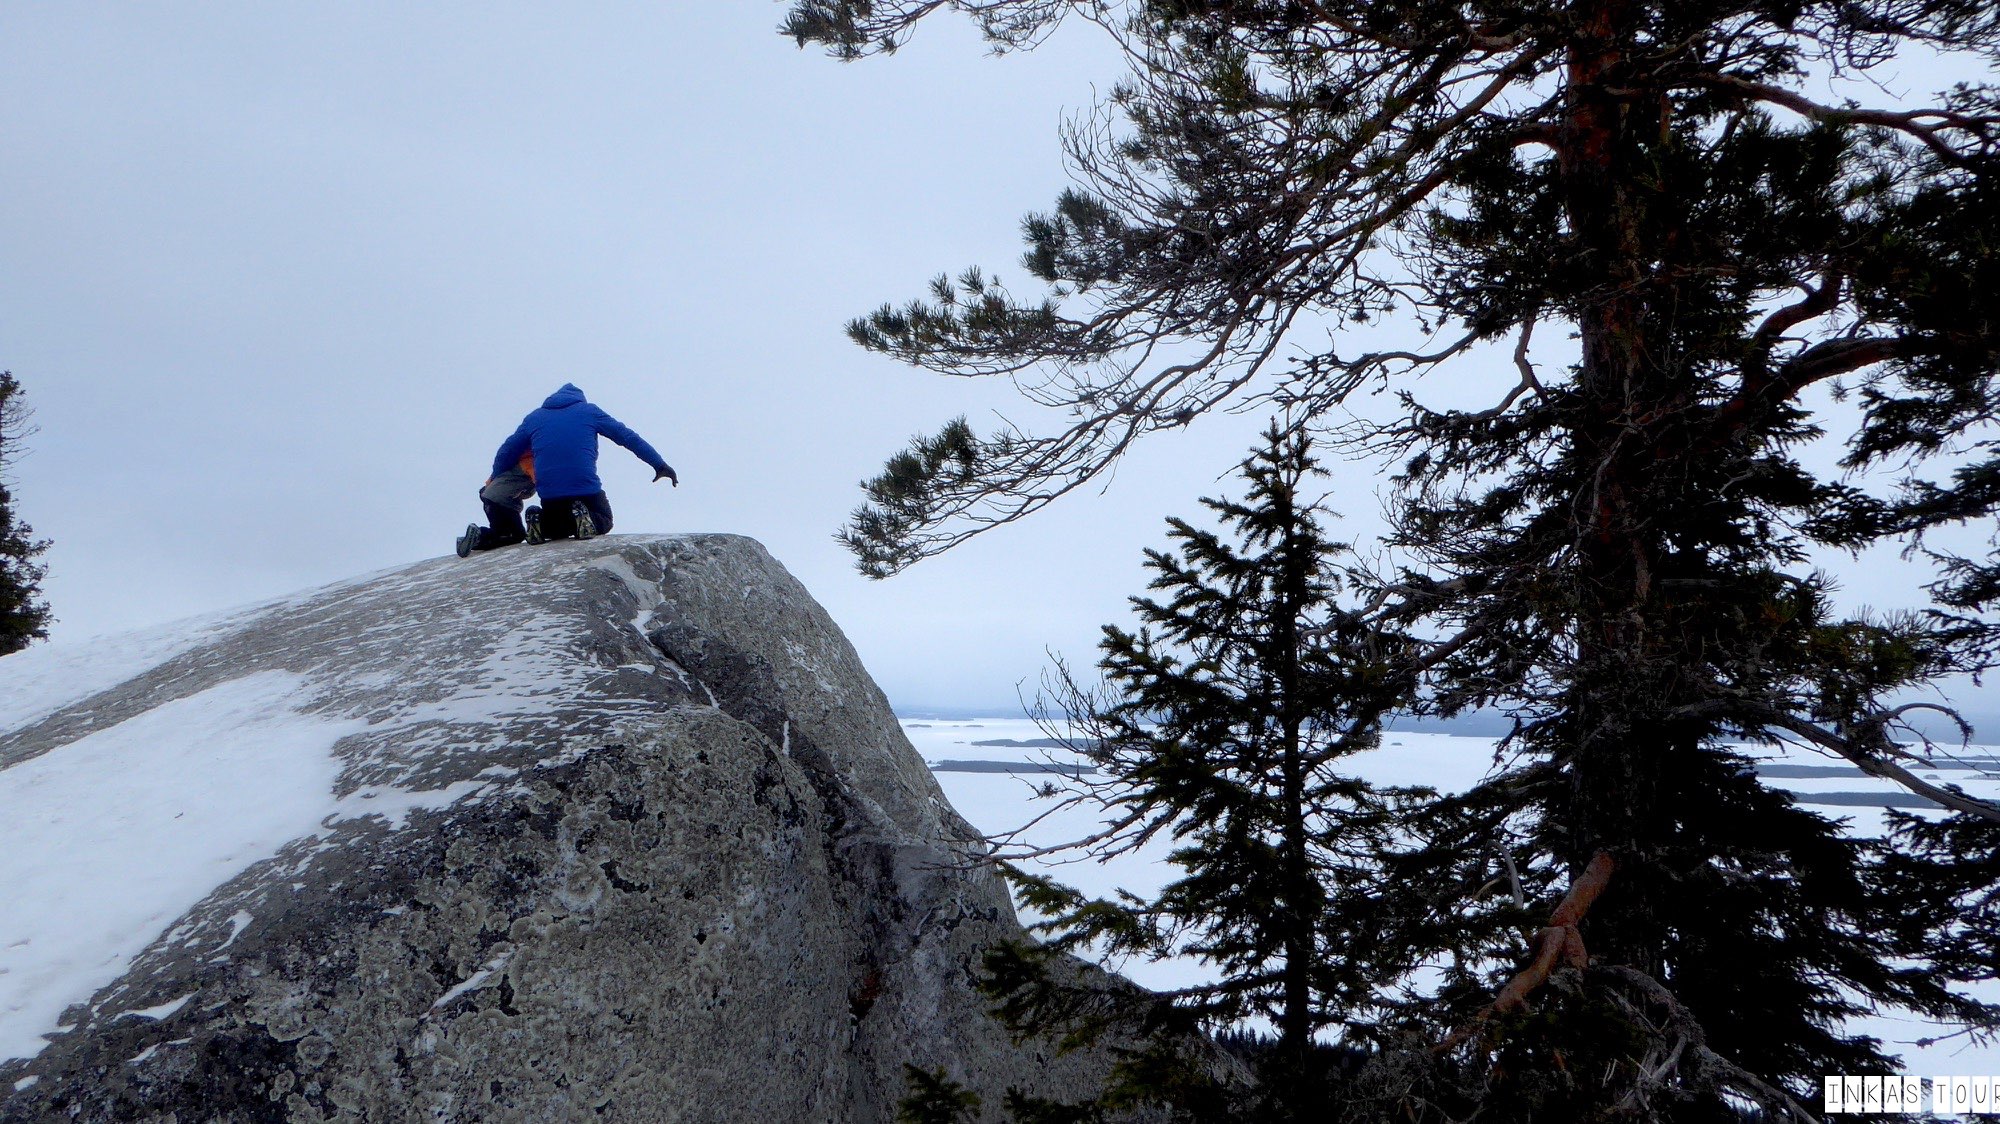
[{"xmin": 542, "ymin": 384, "xmax": 587, "ymax": 410}]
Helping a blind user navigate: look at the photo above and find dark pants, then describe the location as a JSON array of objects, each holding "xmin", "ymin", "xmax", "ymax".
[
  {"xmin": 475, "ymin": 467, "xmax": 536, "ymax": 549},
  {"xmin": 538, "ymin": 492, "xmax": 614, "ymax": 539}
]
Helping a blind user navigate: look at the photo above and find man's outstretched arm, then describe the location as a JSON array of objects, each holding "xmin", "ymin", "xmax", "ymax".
[{"xmin": 591, "ymin": 407, "xmax": 674, "ymax": 483}]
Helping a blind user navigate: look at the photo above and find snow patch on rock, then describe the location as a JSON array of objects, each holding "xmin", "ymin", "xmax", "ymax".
[
  {"xmin": 0, "ymin": 614, "xmax": 252, "ymax": 735},
  {"xmin": 0, "ymin": 672, "xmax": 359, "ymax": 1062}
]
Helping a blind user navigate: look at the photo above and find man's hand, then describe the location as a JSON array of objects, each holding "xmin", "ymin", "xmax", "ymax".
[{"xmin": 655, "ymin": 465, "xmax": 678, "ymax": 486}]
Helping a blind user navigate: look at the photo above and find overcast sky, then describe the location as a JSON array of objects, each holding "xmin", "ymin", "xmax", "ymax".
[{"xmin": 2, "ymin": 4, "xmax": 1993, "ymax": 716}]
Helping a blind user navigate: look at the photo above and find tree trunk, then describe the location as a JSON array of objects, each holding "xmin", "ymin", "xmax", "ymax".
[
  {"xmin": 1277, "ymin": 484, "xmax": 1317, "ymax": 1118},
  {"xmin": 1556, "ymin": 0, "xmax": 1673, "ymax": 978}
]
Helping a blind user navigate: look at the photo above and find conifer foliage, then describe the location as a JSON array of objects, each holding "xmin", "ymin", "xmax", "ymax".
[
  {"xmin": 0, "ymin": 371, "xmax": 51, "ymax": 655},
  {"xmin": 791, "ymin": 0, "xmax": 2000, "ymax": 1119},
  {"xmin": 994, "ymin": 423, "xmax": 1424, "ymax": 1122}
]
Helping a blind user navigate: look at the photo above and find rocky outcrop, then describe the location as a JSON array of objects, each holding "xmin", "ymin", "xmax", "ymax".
[{"xmin": 0, "ymin": 535, "xmax": 1117, "ymax": 1123}]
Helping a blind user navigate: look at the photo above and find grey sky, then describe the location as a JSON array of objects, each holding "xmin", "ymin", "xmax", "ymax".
[
  {"xmin": 0, "ymin": 3, "xmax": 1274, "ymax": 710},
  {"xmin": 2, "ymin": 5, "xmax": 1992, "ymax": 715}
]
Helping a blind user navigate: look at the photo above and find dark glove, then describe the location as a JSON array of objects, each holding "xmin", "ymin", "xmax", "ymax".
[{"xmin": 655, "ymin": 465, "xmax": 678, "ymax": 486}]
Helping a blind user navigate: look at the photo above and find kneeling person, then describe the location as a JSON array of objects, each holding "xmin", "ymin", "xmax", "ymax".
[{"xmin": 458, "ymin": 383, "xmax": 675, "ymax": 556}]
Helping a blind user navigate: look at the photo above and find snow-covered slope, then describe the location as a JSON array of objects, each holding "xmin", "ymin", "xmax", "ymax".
[{"xmin": 0, "ymin": 535, "xmax": 1120, "ymax": 1123}]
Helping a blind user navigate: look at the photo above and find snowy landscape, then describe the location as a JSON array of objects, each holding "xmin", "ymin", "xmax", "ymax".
[
  {"xmin": 2, "ymin": 557, "xmax": 1998, "ymax": 1109},
  {"xmin": 4, "ymin": 4, "xmax": 1998, "ymax": 1120}
]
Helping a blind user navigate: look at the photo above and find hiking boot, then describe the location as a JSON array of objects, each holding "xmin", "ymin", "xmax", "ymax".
[
  {"xmin": 524, "ymin": 505, "xmax": 544, "ymax": 545},
  {"xmin": 455, "ymin": 523, "xmax": 481, "ymax": 559},
  {"xmin": 572, "ymin": 500, "xmax": 598, "ymax": 540}
]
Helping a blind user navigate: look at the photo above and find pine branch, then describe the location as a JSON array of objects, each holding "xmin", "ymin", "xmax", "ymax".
[
  {"xmin": 1689, "ymin": 71, "xmax": 1999, "ymax": 167},
  {"xmin": 1738, "ymin": 705, "xmax": 2000, "ymax": 824},
  {"xmin": 1593, "ymin": 965, "xmax": 1819, "ymax": 1124}
]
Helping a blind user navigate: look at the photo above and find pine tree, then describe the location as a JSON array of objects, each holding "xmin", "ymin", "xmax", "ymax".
[
  {"xmin": 790, "ymin": 2, "xmax": 2000, "ymax": 1117},
  {"xmin": 0, "ymin": 371, "xmax": 51, "ymax": 654}
]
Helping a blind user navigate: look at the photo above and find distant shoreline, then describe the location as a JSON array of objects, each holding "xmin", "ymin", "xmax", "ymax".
[{"xmin": 895, "ymin": 707, "xmax": 2000, "ymax": 742}]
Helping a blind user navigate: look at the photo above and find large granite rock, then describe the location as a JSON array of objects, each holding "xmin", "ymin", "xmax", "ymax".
[{"xmin": 0, "ymin": 535, "xmax": 1115, "ymax": 1123}]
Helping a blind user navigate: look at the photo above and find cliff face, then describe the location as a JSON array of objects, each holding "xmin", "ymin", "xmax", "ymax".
[{"xmin": 0, "ymin": 535, "xmax": 1105, "ymax": 1123}]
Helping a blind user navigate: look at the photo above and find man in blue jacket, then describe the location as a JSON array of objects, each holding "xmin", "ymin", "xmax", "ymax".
[{"xmin": 456, "ymin": 384, "xmax": 676, "ymax": 556}]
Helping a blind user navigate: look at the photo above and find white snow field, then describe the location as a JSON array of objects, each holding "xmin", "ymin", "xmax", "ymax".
[
  {"xmin": 0, "ymin": 613, "xmax": 256, "ymax": 736},
  {"xmin": 0, "ymin": 671, "xmax": 365, "ymax": 1061},
  {"xmin": 906, "ymin": 716, "xmax": 2000, "ymax": 1081}
]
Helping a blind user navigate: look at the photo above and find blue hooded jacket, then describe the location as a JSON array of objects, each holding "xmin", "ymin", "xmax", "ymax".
[{"xmin": 492, "ymin": 384, "xmax": 669, "ymax": 500}]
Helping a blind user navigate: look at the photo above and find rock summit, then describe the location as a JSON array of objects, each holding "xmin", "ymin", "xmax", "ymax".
[{"xmin": 0, "ymin": 535, "xmax": 1117, "ymax": 1122}]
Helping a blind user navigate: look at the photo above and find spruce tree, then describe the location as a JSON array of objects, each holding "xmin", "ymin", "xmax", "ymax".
[
  {"xmin": 0, "ymin": 372, "xmax": 51, "ymax": 654},
  {"xmin": 991, "ymin": 423, "xmax": 1427, "ymax": 1122},
  {"xmin": 790, "ymin": 2, "xmax": 2000, "ymax": 1117}
]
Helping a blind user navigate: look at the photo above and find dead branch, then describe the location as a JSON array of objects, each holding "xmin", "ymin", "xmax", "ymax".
[
  {"xmin": 1595, "ymin": 965, "xmax": 1818, "ymax": 1123},
  {"xmin": 1467, "ymin": 318, "xmax": 1545, "ymax": 420},
  {"xmin": 1500, "ymin": 843, "xmax": 1527, "ymax": 909},
  {"xmin": 1436, "ymin": 850, "xmax": 1615, "ymax": 1051}
]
